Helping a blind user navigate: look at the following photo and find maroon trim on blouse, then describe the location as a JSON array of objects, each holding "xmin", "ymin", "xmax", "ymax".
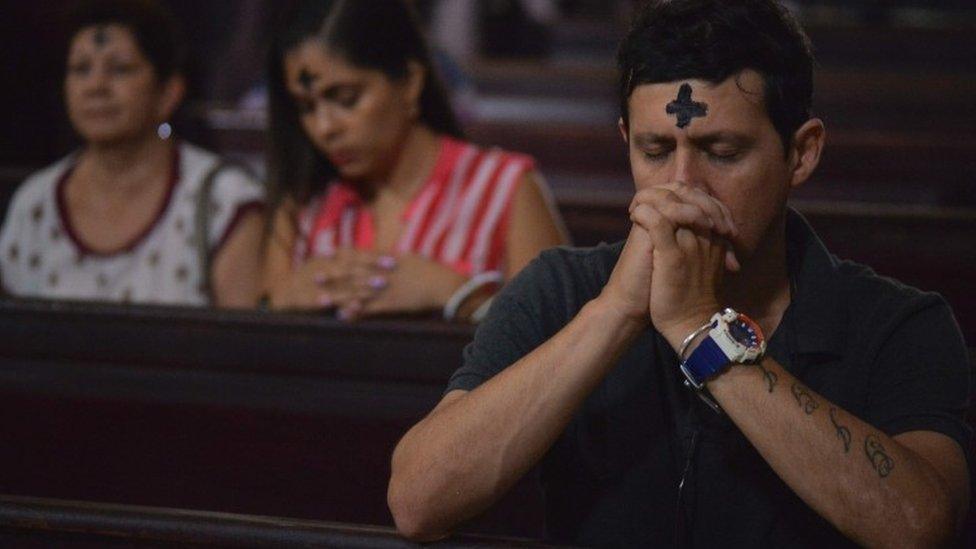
[
  {"xmin": 209, "ymin": 200, "xmax": 266, "ymax": 262},
  {"xmin": 56, "ymin": 144, "xmax": 181, "ymax": 258}
]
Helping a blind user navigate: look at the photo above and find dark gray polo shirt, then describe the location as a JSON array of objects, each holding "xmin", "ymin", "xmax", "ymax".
[{"xmin": 447, "ymin": 209, "xmax": 971, "ymax": 547}]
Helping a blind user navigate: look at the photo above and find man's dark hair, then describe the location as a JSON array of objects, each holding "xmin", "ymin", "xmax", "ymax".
[
  {"xmin": 65, "ymin": 0, "xmax": 186, "ymax": 82},
  {"xmin": 618, "ymin": 0, "xmax": 814, "ymax": 150}
]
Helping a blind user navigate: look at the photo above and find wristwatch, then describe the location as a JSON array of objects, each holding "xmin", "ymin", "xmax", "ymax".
[{"xmin": 679, "ymin": 308, "xmax": 766, "ymax": 412}]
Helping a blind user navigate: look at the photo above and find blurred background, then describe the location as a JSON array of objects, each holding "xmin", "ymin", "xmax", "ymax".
[{"xmin": 3, "ymin": 1, "xmax": 975, "ymax": 191}]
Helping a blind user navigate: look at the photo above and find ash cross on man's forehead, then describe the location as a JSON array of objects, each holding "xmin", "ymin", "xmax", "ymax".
[
  {"xmin": 666, "ymin": 83, "xmax": 708, "ymax": 129},
  {"xmin": 298, "ymin": 67, "xmax": 318, "ymax": 92}
]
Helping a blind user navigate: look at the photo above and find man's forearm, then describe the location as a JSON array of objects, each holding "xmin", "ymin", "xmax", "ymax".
[
  {"xmin": 388, "ymin": 297, "xmax": 644, "ymax": 540},
  {"xmin": 708, "ymin": 358, "xmax": 959, "ymax": 547}
]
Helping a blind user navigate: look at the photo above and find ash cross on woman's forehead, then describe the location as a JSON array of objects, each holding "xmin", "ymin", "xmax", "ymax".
[
  {"xmin": 666, "ymin": 83, "xmax": 708, "ymax": 129},
  {"xmin": 298, "ymin": 68, "xmax": 318, "ymax": 92},
  {"xmin": 93, "ymin": 25, "xmax": 110, "ymax": 47}
]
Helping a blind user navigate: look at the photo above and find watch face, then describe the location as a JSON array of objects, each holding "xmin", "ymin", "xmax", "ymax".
[{"xmin": 728, "ymin": 318, "xmax": 761, "ymax": 348}]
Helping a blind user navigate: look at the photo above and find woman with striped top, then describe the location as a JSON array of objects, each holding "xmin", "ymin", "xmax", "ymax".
[{"xmin": 263, "ymin": 0, "xmax": 567, "ymax": 320}]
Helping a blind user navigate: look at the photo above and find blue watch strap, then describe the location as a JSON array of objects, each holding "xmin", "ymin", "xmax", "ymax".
[{"xmin": 682, "ymin": 335, "xmax": 729, "ymax": 387}]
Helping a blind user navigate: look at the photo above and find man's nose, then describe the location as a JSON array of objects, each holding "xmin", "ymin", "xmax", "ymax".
[{"xmin": 670, "ymin": 147, "xmax": 704, "ymax": 189}]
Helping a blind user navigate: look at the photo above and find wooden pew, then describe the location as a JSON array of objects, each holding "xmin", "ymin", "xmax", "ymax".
[
  {"xmin": 967, "ymin": 347, "xmax": 976, "ymax": 549},
  {"xmin": 0, "ymin": 495, "xmax": 559, "ymax": 547},
  {"xmin": 0, "ymin": 299, "xmax": 545, "ymax": 539},
  {"xmin": 534, "ymin": 16, "xmax": 976, "ymax": 77},
  {"xmin": 805, "ymin": 22, "xmax": 976, "ymax": 74},
  {"xmin": 466, "ymin": 58, "xmax": 976, "ymax": 133},
  {"xmin": 0, "ymin": 303, "xmax": 971, "ymax": 544}
]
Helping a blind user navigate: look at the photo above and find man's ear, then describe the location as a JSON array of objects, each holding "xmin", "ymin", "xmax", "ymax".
[
  {"xmin": 157, "ymin": 73, "xmax": 186, "ymax": 123},
  {"xmin": 618, "ymin": 117, "xmax": 629, "ymax": 144},
  {"xmin": 788, "ymin": 118, "xmax": 825, "ymax": 189}
]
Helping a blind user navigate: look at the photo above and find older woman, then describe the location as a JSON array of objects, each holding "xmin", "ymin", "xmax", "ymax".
[
  {"xmin": 263, "ymin": 0, "xmax": 568, "ymax": 321},
  {"xmin": 0, "ymin": 0, "xmax": 265, "ymax": 307}
]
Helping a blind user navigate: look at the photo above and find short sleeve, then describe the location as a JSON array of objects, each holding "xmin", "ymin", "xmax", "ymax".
[
  {"xmin": 205, "ymin": 165, "xmax": 265, "ymax": 253},
  {"xmin": 865, "ymin": 296, "xmax": 972, "ymax": 459},
  {"xmin": 445, "ymin": 244, "xmax": 616, "ymax": 395},
  {"xmin": 0, "ymin": 171, "xmax": 54, "ymax": 296},
  {"xmin": 446, "ymin": 249, "xmax": 573, "ymax": 395},
  {"xmin": 0, "ymin": 189, "xmax": 22, "ymax": 292}
]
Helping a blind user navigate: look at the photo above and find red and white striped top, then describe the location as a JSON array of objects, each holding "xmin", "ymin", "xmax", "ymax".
[{"xmin": 294, "ymin": 137, "xmax": 535, "ymax": 278}]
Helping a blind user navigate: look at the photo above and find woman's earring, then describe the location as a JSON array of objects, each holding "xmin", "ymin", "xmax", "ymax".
[{"xmin": 157, "ymin": 122, "xmax": 173, "ymax": 140}]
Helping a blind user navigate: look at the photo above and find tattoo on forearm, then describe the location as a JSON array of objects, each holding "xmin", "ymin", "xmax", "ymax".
[
  {"xmin": 755, "ymin": 363, "xmax": 778, "ymax": 393},
  {"xmin": 829, "ymin": 407, "xmax": 851, "ymax": 453},
  {"xmin": 864, "ymin": 435, "xmax": 895, "ymax": 478},
  {"xmin": 790, "ymin": 383, "xmax": 819, "ymax": 414}
]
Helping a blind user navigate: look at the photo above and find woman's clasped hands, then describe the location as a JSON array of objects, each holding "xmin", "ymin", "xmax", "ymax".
[{"xmin": 271, "ymin": 249, "xmax": 466, "ymax": 321}]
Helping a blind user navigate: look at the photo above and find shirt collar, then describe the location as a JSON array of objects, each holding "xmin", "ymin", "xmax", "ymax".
[{"xmin": 783, "ymin": 207, "xmax": 849, "ymax": 357}]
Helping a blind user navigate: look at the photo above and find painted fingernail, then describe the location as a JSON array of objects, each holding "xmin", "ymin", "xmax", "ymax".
[
  {"xmin": 376, "ymin": 255, "xmax": 397, "ymax": 270},
  {"xmin": 318, "ymin": 294, "xmax": 333, "ymax": 307},
  {"xmin": 314, "ymin": 272, "xmax": 328, "ymax": 284},
  {"xmin": 368, "ymin": 275, "xmax": 387, "ymax": 289},
  {"xmin": 338, "ymin": 301, "xmax": 363, "ymax": 321}
]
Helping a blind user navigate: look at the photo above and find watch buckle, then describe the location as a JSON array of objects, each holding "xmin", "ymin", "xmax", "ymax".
[{"xmin": 680, "ymin": 363, "xmax": 724, "ymax": 414}]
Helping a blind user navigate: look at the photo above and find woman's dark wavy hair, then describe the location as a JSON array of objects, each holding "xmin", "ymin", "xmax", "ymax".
[
  {"xmin": 618, "ymin": 0, "xmax": 814, "ymax": 153},
  {"xmin": 64, "ymin": 0, "xmax": 186, "ymax": 82},
  {"xmin": 266, "ymin": 0, "xmax": 464, "ymax": 214}
]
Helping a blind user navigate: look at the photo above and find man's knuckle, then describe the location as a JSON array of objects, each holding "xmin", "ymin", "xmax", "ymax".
[{"xmin": 649, "ymin": 214, "xmax": 671, "ymax": 230}]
